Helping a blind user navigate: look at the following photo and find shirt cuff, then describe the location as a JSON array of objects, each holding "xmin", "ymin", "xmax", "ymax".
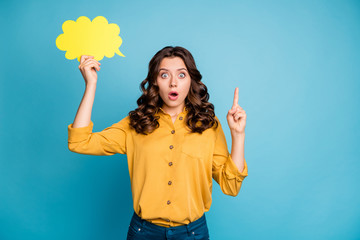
[
  {"xmin": 68, "ymin": 121, "xmax": 94, "ymax": 143},
  {"xmin": 225, "ymin": 155, "xmax": 248, "ymax": 182}
]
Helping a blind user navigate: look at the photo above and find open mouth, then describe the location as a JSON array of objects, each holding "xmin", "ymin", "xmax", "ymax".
[{"xmin": 168, "ymin": 91, "xmax": 179, "ymax": 100}]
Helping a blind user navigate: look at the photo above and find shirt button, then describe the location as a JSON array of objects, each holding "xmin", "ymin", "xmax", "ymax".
[
  {"xmin": 171, "ymin": 130, "xmax": 175, "ymax": 134},
  {"xmin": 167, "ymin": 200, "xmax": 171, "ymax": 205},
  {"xmin": 168, "ymin": 162, "xmax": 173, "ymax": 166},
  {"xmin": 179, "ymin": 116, "xmax": 183, "ymax": 120},
  {"xmin": 166, "ymin": 219, "xmax": 170, "ymax": 222},
  {"xmin": 168, "ymin": 181, "xmax": 172, "ymax": 185},
  {"xmin": 169, "ymin": 145, "xmax": 174, "ymax": 149}
]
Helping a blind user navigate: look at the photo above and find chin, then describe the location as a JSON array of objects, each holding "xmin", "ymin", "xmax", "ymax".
[
  {"xmin": 164, "ymin": 101, "xmax": 182, "ymax": 108},
  {"xmin": 164, "ymin": 102, "xmax": 177, "ymax": 108}
]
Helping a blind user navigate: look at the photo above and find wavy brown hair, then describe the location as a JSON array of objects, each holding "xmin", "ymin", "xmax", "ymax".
[{"xmin": 128, "ymin": 46, "xmax": 218, "ymax": 135}]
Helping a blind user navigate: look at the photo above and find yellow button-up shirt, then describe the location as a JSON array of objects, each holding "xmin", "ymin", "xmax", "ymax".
[{"xmin": 67, "ymin": 107, "xmax": 248, "ymax": 227}]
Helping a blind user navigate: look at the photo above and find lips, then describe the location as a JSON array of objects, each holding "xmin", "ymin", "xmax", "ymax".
[
  {"xmin": 169, "ymin": 91, "xmax": 178, "ymax": 97},
  {"xmin": 168, "ymin": 91, "xmax": 179, "ymax": 101}
]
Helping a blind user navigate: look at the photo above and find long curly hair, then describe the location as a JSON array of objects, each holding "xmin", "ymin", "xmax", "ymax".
[{"xmin": 128, "ymin": 46, "xmax": 218, "ymax": 135}]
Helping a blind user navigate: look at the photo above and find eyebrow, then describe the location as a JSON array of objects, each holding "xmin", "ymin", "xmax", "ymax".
[{"xmin": 159, "ymin": 68, "xmax": 188, "ymax": 72}]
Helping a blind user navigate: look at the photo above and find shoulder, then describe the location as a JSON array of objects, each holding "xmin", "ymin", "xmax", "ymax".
[
  {"xmin": 213, "ymin": 115, "xmax": 224, "ymax": 133},
  {"xmin": 119, "ymin": 115, "xmax": 131, "ymax": 124},
  {"xmin": 214, "ymin": 115, "xmax": 222, "ymax": 126},
  {"xmin": 109, "ymin": 115, "xmax": 131, "ymax": 131}
]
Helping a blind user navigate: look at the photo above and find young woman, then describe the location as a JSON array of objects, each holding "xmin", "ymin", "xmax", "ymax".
[{"xmin": 67, "ymin": 46, "xmax": 248, "ymax": 240}]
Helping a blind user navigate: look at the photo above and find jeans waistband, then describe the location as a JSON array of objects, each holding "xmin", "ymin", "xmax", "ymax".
[{"xmin": 131, "ymin": 211, "xmax": 206, "ymax": 232}]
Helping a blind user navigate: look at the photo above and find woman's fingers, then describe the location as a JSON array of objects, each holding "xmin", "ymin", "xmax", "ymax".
[
  {"xmin": 82, "ymin": 62, "xmax": 100, "ymax": 71},
  {"xmin": 229, "ymin": 107, "xmax": 245, "ymax": 115},
  {"xmin": 80, "ymin": 58, "xmax": 101, "ymax": 67},
  {"xmin": 79, "ymin": 55, "xmax": 99, "ymax": 67},
  {"xmin": 234, "ymin": 112, "xmax": 245, "ymax": 120},
  {"xmin": 80, "ymin": 55, "xmax": 93, "ymax": 64},
  {"xmin": 229, "ymin": 108, "xmax": 246, "ymax": 121},
  {"xmin": 79, "ymin": 59, "xmax": 101, "ymax": 70},
  {"xmin": 232, "ymin": 87, "xmax": 239, "ymax": 109}
]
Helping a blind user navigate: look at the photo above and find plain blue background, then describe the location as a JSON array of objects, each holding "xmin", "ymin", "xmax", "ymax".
[{"xmin": 1, "ymin": 0, "xmax": 359, "ymax": 239}]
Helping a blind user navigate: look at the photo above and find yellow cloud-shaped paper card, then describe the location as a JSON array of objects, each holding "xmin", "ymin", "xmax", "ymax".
[{"xmin": 56, "ymin": 16, "xmax": 125, "ymax": 61}]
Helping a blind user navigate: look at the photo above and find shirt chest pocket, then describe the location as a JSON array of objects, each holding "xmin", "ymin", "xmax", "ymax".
[
  {"xmin": 180, "ymin": 134, "xmax": 209, "ymax": 160},
  {"xmin": 181, "ymin": 144, "xmax": 203, "ymax": 160}
]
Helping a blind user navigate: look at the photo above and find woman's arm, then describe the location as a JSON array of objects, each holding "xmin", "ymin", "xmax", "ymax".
[
  {"xmin": 72, "ymin": 55, "xmax": 101, "ymax": 128},
  {"xmin": 227, "ymin": 87, "xmax": 247, "ymax": 172},
  {"xmin": 230, "ymin": 133, "xmax": 245, "ymax": 172},
  {"xmin": 212, "ymin": 117, "xmax": 247, "ymax": 197},
  {"xmin": 67, "ymin": 55, "xmax": 128, "ymax": 156},
  {"xmin": 72, "ymin": 83, "xmax": 96, "ymax": 128}
]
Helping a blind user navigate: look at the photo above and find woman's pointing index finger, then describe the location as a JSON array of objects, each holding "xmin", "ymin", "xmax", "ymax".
[{"xmin": 233, "ymin": 87, "xmax": 239, "ymax": 108}]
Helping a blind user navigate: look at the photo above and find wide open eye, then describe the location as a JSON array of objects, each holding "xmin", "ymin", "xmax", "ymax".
[
  {"xmin": 161, "ymin": 73, "xmax": 169, "ymax": 78},
  {"xmin": 179, "ymin": 73, "xmax": 185, "ymax": 78}
]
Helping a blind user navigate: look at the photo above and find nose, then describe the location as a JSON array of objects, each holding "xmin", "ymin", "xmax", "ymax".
[{"xmin": 170, "ymin": 75, "xmax": 177, "ymax": 87}]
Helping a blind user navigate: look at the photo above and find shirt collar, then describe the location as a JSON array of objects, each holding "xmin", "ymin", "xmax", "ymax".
[{"xmin": 157, "ymin": 106, "xmax": 188, "ymax": 116}]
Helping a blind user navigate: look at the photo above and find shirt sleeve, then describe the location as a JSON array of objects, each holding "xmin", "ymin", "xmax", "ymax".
[
  {"xmin": 212, "ymin": 117, "xmax": 248, "ymax": 197},
  {"xmin": 67, "ymin": 118, "xmax": 128, "ymax": 155}
]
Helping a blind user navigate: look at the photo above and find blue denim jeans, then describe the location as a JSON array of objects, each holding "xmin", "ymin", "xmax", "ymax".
[{"xmin": 126, "ymin": 211, "xmax": 210, "ymax": 240}]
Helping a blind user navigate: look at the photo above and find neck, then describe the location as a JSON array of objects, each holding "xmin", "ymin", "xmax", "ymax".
[{"xmin": 161, "ymin": 104, "xmax": 185, "ymax": 117}]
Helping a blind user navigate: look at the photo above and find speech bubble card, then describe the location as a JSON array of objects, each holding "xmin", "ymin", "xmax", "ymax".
[{"xmin": 56, "ymin": 16, "xmax": 125, "ymax": 61}]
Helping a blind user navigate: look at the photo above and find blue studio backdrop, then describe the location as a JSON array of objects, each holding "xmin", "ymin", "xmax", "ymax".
[{"xmin": 1, "ymin": 0, "xmax": 359, "ymax": 239}]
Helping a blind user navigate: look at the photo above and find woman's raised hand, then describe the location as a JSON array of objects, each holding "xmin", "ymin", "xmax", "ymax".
[
  {"xmin": 78, "ymin": 55, "xmax": 101, "ymax": 86},
  {"xmin": 226, "ymin": 87, "xmax": 247, "ymax": 136}
]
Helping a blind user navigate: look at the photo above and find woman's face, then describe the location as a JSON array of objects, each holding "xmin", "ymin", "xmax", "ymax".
[{"xmin": 156, "ymin": 57, "xmax": 191, "ymax": 114}]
